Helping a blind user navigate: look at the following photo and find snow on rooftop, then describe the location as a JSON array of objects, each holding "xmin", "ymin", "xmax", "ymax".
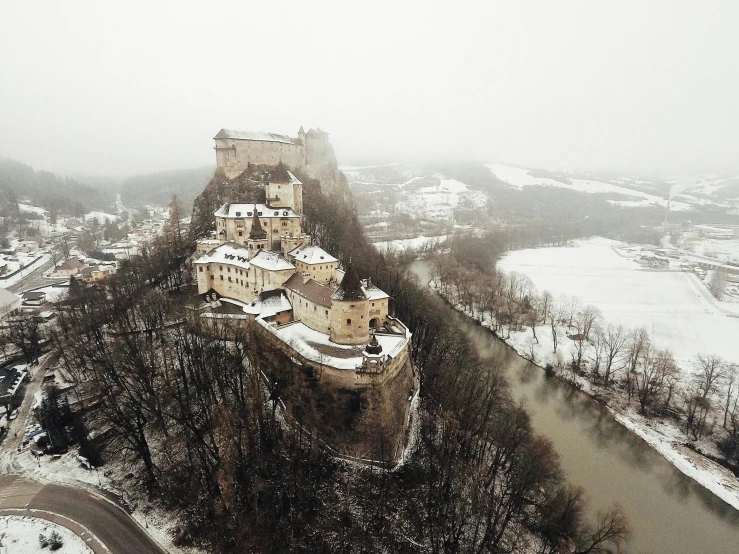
[
  {"xmin": 245, "ymin": 291, "xmax": 293, "ymax": 318},
  {"xmin": 249, "ymin": 250, "xmax": 295, "ymax": 271},
  {"xmin": 260, "ymin": 320, "xmax": 409, "ymax": 370},
  {"xmin": 288, "ymin": 245, "xmax": 337, "ymax": 264},
  {"xmin": 214, "ymin": 203, "xmax": 299, "ymax": 218},
  {"xmin": 214, "ymin": 129, "xmax": 295, "ymax": 144},
  {"xmin": 286, "ymin": 170, "xmax": 302, "ymax": 185},
  {"xmin": 193, "ymin": 243, "xmax": 251, "ymax": 270}
]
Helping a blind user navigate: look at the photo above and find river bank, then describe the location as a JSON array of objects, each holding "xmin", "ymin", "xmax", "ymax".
[{"xmin": 429, "ymin": 281, "xmax": 739, "ymax": 513}]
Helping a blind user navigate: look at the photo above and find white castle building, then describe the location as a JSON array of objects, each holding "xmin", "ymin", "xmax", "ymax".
[{"xmin": 194, "ymin": 142, "xmax": 410, "ymax": 377}]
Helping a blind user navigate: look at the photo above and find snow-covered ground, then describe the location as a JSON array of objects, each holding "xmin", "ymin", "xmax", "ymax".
[
  {"xmin": 372, "ymin": 235, "xmax": 447, "ymax": 253},
  {"xmin": 0, "ymin": 515, "xmax": 94, "ymax": 553},
  {"xmin": 84, "ymin": 211, "xmax": 118, "ymax": 224},
  {"xmin": 395, "ymin": 177, "xmax": 488, "ymax": 220},
  {"xmin": 486, "ymin": 163, "xmax": 693, "ymax": 211},
  {"xmin": 0, "ymin": 253, "xmax": 52, "ymax": 288},
  {"xmin": 497, "ymin": 237, "xmax": 739, "ymax": 367}
]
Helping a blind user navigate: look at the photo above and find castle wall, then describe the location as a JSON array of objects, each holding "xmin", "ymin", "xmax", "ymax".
[
  {"xmin": 216, "ymin": 138, "xmax": 305, "ymax": 179},
  {"xmin": 280, "ymin": 234, "xmax": 311, "ymax": 257},
  {"xmin": 368, "ymin": 298, "xmax": 389, "ymax": 325},
  {"xmin": 287, "ymin": 289, "xmax": 332, "ymax": 334},
  {"xmin": 217, "ymin": 214, "xmax": 302, "ymax": 250},
  {"xmin": 330, "ymin": 299, "xmax": 370, "ymax": 345},
  {"xmin": 294, "ymin": 260, "xmax": 337, "ymax": 285},
  {"xmin": 197, "ymin": 262, "xmax": 255, "ymax": 303}
]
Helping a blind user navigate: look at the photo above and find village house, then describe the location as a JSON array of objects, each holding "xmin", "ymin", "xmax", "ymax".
[
  {"xmin": 80, "ymin": 265, "xmax": 116, "ymax": 283},
  {"xmin": 56, "ymin": 258, "xmax": 85, "ymax": 277},
  {"xmin": 0, "ymin": 289, "xmax": 21, "ymax": 320}
]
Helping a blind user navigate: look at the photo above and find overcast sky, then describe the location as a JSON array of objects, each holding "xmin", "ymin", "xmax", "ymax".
[{"xmin": 1, "ymin": 1, "xmax": 737, "ymax": 177}]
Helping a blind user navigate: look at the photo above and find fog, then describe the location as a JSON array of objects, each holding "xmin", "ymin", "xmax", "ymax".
[{"xmin": 1, "ymin": 0, "xmax": 737, "ymax": 177}]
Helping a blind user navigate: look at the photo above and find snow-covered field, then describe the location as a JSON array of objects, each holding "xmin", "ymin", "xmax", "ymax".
[
  {"xmin": 395, "ymin": 177, "xmax": 487, "ymax": 220},
  {"xmin": 487, "ymin": 163, "xmax": 693, "ymax": 211},
  {"xmin": 497, "ymin": 237, "xmax": 739, "ymax": 367},
  {"xmin": 0, "ymin": 515, "xmax": 94, "ymax": 553},
  {"xmin": 0, "ymin": 253, "xmax": 52, "ymax": 288}
]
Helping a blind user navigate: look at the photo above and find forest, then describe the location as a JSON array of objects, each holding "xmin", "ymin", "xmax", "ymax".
[{"xmin": 37, "ymin": 176, "xmax": 632, "ymax": 553}]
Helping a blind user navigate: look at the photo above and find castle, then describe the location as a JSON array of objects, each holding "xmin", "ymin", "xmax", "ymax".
[
  {"xmin": 195, "ymin": 129, "xmax": 412, "ymax": 384},
  {"xmin": 214, "ymin": 127, "xmax": 329, "ymax": 179}
]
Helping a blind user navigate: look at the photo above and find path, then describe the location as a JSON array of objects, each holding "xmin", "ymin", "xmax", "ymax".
[{"xmin": 0, "ymin": 474, "xmax": 166, "ymax": 554}]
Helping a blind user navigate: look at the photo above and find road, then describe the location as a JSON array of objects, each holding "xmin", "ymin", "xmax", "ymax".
[
  {"xmin": 0, "ymin": 474, "xmax": 166, "ymax": 554},
  {"xmin": 0, "ymin": 355, "xmax": 168, "ymax": 554},
  {"xmin": 7, "ymin": 256, "xmax": 64, "ymax": 294}
]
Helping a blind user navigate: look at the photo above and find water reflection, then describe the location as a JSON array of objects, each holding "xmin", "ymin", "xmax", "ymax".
[{"xmin": 409, "ymin": 261, "xmax": 739, "ymax": 554}]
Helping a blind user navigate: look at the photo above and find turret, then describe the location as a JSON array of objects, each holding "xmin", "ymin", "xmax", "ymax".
[
  {"xmin": 330, "ymin": 263, "xmax": 370, "ymax": 345},
  {"xmin": 246, "ymin": 205, "xmax": 268, "ymax": 258}
]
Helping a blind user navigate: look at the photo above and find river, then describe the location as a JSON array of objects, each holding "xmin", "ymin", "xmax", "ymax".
[{"xmin": 409, "ymin": 260, "xmax": 739, "ymax": 554}]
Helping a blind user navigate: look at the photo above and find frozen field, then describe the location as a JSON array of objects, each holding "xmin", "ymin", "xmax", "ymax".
[{"xmin": 497, "ymin": 237, "xmax": 739, "ymax": 366}]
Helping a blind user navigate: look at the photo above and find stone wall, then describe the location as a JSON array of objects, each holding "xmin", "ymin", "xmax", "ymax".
[
  {"xmin": 217, "ymin": 214, "xmax": 302, "ymax": 250},
  {"xmin": 287, "ymin": 289, "xmax": 332, "ymax": 334},
  {"xmin": 330, "ymin": 298, "xmax": 370, "ymax": 344},
  {"xmin": 216, "ymin": 139, "xmax": 305, "ymax": 179},
  {"xmin": 294, "ymin": 259, "xmax": 336, "ymax": 285}
]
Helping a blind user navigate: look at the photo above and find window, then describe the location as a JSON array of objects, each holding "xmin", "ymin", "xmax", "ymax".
[
  {"xmin": 219, "ymin": 266, "xmax": 223, "ymax": 271},
  {"xmin": 372, "ymin": 302, "xmax": 375, "ymax": 306},
  {"xmin": 273, "ymin": 229, "xmax": 278, "ymax": 233},
  {"xmin": 228, "ymin": 276, "xmax": 232, "ymax": 282},
  {"xmin": 227, "ymin": 268, "xmax": 230, "ymax": 273},
  {"xmin": 220, "ymin": 276, "xmax": 223, "ymax": 280},
  {"xmin": 239, "ymin": 231, "xmax": 243, "ymax": 237},
  {"xmin": 313, "ymin": 306, "xmax": 316, "ymax": 311},
  {"xmin": 325, "ymin": 310, "xmax": 329, "ymax": 316},
  {"xmin": 346, "ymin": 318, "xmax": 352, "ymax": 325},
  {"xmin": 198, "ymin": 267, "xmax": 203, "ymax": 272}
]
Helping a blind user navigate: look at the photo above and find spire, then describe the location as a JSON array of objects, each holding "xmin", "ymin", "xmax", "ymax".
[
  {"xmin": 365, "ymin": 331, "xmax": 383, "ymax": 355},
  {"xmin": 249, "ymin": 204, "xmax": 267, "ymax": 240},
  {"xmin": 332, "ymin": 261, "xmax": 367, "ymax": 301},
  {"xmin": 298, "ymin": 125, "xmax": 305, "ymax": 135}
]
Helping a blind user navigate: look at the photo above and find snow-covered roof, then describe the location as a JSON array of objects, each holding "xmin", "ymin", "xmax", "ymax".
[
  {"xmin": 193, "ymin": 243, "xmax": 251, "ymax": 270},
  {"xmin": 214, "ymin": 129, "xmax": 296, "ymax": 144},
  {"xmin": 0, "ymin": 288, "xmax": 21, "ymax": 308},
  {"xmin": 214, "ymin": 203, "xmax": 300, "ymax": 219},
  {"xmin": 363, "ymin": 284, "xmax": 389, "ymax": 301},
  {"xmin": 286, "ymin": 171, "xmax": 302, "ymax": 185},
  {"xmin": 244, "ymin": 289, "xmax": 293, "ymax": 319},
  {"xmin": 249, "ymin": 250, "xmax": 295, "ymax": 272},
  {"xmin": 288, "ymin": 245, "xmax": 337, "ymax": 265},
  {"xmin": 259, "ymin": 320, "xmax": 409, "ymax": 371}
]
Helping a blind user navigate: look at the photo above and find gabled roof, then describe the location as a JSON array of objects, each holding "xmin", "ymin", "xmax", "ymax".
[
  {"xmin": 193, "ymin": 243, "xmax": 251, "ymax": 270},
  {"xmin": 213, "ymin": 129, "xmax": 296, "ymax": 144},
  {"xmin": 0, "ymin": 288, "xmax": 21, "ymax": 308},
  {"xmin": 284, "ymin": 273, "xmax": 334, "ymax": 307},
  {"xmin": 288, "ymin": 245, "xmax": 337, "ymax": 265},
  {"xmin": 249, "ymin": 250, "xmax": 295, "ymax": 271},
  {"xmin": 214, "ymin": 203, "xmax": 300, "ymax": 219},
  {"xmin": 58, "ymin": 258, "xmax": 84, "ymax": 270},
  {"xmin": 245, "ymin": 289, "xmax": 293, "ymax": 318}
]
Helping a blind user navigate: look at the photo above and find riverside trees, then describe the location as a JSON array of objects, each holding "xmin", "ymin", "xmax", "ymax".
[{"xmin": 432, "ymin": 241, "xmax": 739, "ymax": 475}]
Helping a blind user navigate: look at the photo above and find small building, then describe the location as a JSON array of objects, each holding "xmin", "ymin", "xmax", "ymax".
[
  {"xmin": 22, "ymin": 291, "xmax": 47, "ymax": 306},
  {"xmin": 56, "ymin": 258, "xmax": 85, "ymax": 276},
  {"xmin": 0, "ymin": 289, "xmax": 21, "ymax": 320},
  {"xmin": 80, "ymin": 265, "xmax": 115, "ymax": 283},
  {"xmin": 18, "ymin": 240, "xmax": 39, "ymax": 253}
]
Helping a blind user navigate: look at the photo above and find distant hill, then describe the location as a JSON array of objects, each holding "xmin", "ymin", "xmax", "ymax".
[
  {"xmin": 120, "ymin": 166, "xmax": 215, "ymax": 210},
  {"xmin": 0, "ymin": 157, "xmax": 113, "ymax": 216}
]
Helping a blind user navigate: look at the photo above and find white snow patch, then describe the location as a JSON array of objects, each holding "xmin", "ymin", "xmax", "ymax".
[{"xmin": 0, "ymin": 515, "xmax": 94, "ymax": 553}]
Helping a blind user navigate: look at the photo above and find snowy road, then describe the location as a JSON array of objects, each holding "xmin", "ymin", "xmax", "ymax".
[{"xmin": 0, "ymin": 475, "xmax": 166, "ymax": 554}]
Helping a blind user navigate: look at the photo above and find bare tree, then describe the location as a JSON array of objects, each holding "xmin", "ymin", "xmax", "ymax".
[
  {"xmin": 577, "ymin": 305, "xmax": 601, "ymax": 341},
  {"xmin": 708, "ymin": 269, "xmax": 727, "ymax": 300},
  {"xmin": 600, "ymin": 324, "xmax": 628, "ymax": 386},
  {"xmin": 695, "ymin": 354, "xmax": 726, "ymax": 401},
  {"xmin": 722, "ymin": 363, "xmax": 738, "ymax": 428}
]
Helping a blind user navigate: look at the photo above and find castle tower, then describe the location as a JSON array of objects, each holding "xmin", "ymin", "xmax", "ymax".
[
  {"xmin": 246, "ymin": 206, "xmax": 268, "ymax": 258},
  {"xmin": 330, "ymin": 262, "xmax": 370, "ymax": 345}
]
